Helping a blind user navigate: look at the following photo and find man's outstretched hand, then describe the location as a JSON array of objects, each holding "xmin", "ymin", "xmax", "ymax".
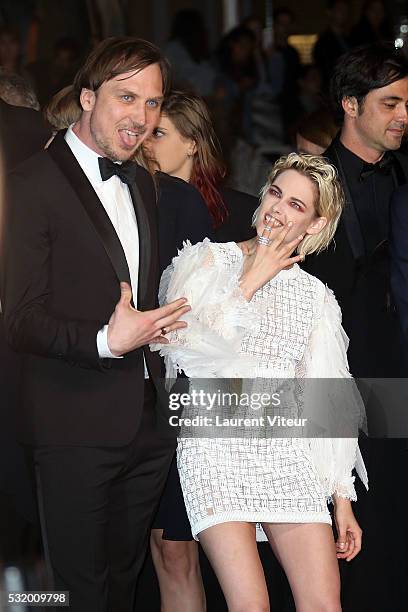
[{"xmin": 107, "ymin": 282, "xmax": 190, "ymax": 356}]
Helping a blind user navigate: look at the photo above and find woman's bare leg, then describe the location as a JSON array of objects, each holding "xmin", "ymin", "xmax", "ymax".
[
  {"xmin": 199, "ymin": 522, "xmax": 269, "ymax": 612},
  {"xmin": 262, "ymin": 523, "xmax": 341, "ymax": 612},
  {"xmin": 150, "ymin": 529, "xmax": 206, "ymax": 612}
]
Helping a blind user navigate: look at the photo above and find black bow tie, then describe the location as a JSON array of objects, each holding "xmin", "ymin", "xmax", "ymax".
[
  {"xmin": 98, "ymin": 157, "xmax": 137, "ymax": 184},
  {"xmin": 359, "ymin": 154, "xmax": 394, "ymax": 182}
]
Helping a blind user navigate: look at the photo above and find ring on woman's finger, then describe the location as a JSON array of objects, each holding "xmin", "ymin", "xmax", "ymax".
[
  {"xmin": 257, "ymin": 236, "xmax": 271, "ymax": 246},
  {"xmin": 263, "ymin": 225, "xmax": 272, "ymax": 232},
  {"xmin": 161, "ymin": 327, "xmax": 168, "ymax": 336}
]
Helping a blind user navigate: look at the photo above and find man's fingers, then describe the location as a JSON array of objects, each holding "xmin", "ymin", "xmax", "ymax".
[
  {"xmin": 156, "ymin": 298, "xmax": 189, "ymax": 318},
  {"xmin": 161, "ymin": 320, "xmax": 188, "ymax": 334},
  {"xmin": 150, "ymin": 335, "xmax": 170, "ymax": 345},
  {"xmin": 150, "ymin": 320, "xmax": 189, "ymax": 345},
  {"xmin": 156, "ymin": 309, "xmax": 190, "ymax": 332},
  {"xmin": 118, "ymin": 282, "xmax": 133, "ymax": 306}
]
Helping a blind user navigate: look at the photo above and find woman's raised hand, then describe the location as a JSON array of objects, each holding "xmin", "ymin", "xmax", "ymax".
[{"xmin": 239, "ymin": 221, "xmax": 304, "ymax": 301}]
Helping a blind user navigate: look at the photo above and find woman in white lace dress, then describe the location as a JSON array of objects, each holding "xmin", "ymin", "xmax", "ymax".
[{"xmin": 152, "ymin": 153, "xmax": 368, "ymax": 612}]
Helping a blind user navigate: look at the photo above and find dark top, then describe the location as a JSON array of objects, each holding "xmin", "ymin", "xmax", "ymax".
[
  {"xmin": 216, "ymin": 186, "xmax": 258, "ymax": 243},
  {"xmin": 156, "ymin": 172, "xmax": 215, "ymax": 273},
  {"xmin": 335, "ymin": 139, "xmax": 395, "ymax": 255}
]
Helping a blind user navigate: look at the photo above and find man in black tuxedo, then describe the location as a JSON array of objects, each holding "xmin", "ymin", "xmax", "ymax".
[
  {"xmin": 305, "ymin": 44, "xmax": 408, "ymax": 377},
  {"xmin": 1, "ymin": 37, "xmax": 190, "ymax": 612},
  {"xmin": 303, "ymin": 44, "xmax": 408, "ymax": 612}
]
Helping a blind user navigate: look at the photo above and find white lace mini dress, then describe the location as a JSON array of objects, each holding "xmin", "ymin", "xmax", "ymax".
[{"xmin": 151, "ymin": 240, "xmax": 368, "ymax": 540}]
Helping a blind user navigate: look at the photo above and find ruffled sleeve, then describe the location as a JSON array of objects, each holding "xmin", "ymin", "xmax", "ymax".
[
  {"xmin": 300, "ymin": 284, "xmax": 368, "ymax": 501},
  {"xmin": 150, "ymin": 239, "xmax": 263, "ymax": 378}
]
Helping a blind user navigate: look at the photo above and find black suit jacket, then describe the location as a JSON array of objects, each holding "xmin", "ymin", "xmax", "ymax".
[
  {"xmin": 1, "ymin": 130, "xmax": 163, "ymax": 446},
  {"xmin": 390, "ymin": 183, "xmax": 408, "ymax": 341},
  {"xmin": 304, "ymin": 139, "xmax": 408, "ymax": 294},
  {"xmin": 303, "ymin": 138, "xmax": 408, "ymax": 376}
]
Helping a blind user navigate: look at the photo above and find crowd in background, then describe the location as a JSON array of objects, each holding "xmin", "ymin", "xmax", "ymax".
[
  {"xmin": 1, "ymin": 3, "xmax": 408, "ymax": 612},
  {"xmin": 0, "ymin": 0, "xmax": 397, "ymax": 195}
]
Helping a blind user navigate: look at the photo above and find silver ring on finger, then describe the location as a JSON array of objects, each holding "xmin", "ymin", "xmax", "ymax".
[
  {"xmin": 161, "ymin": 327, "xmax": 167, "ymax": 336},
  {"xmin": 263, "ymin": 225, "xmax": 272, "ymax": 232},
  {"xmin": 257, "ymin": 236, "xmax": 271, "ymax": 246}
]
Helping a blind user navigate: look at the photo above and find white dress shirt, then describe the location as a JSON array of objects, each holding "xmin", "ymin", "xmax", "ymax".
[{"xmin": 65, "ymin": 126, "xmax": 140, "ymax": 360}]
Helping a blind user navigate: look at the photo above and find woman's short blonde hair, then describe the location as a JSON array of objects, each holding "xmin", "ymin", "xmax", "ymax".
[{"xmin": 254, "ymin": 152, "xmax": 345, "ymax": 257}]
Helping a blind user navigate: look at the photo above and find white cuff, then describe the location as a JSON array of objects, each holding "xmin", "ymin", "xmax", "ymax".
[{"xmin": 97, "ymin": 325, "xmax": 123, "ymax": 359}]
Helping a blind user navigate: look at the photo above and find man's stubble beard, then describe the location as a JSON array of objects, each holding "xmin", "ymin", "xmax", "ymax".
[{"xmin": 90, "ymin": 115, "xmax": 140, "ymax": 162}]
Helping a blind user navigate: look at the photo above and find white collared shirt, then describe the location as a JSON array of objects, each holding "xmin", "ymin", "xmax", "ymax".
[{"xmin": 65, "ymin": 126, "xmax": 140, "ymax": 359}]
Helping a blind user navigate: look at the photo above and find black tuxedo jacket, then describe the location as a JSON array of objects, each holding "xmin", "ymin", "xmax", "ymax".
[
  {"xmin": 303, "ymin": 138, "xmax": 408, "ymax": 376},
  {"xmin": 1, "ymin": 130, "xmax": 164, "ymax": 446},
  {"xmin": 304, "ymin": 138, "xmax": 408, "ymax": 295}
]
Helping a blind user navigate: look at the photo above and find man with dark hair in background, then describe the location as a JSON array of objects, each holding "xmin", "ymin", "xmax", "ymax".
[
  {"xmin": 1, "ymin": 37, "xmax": 190, "ymax": 612},
  {"xmin": 303, "ymin": 43, "xmax": 408, "ymax": 612}
]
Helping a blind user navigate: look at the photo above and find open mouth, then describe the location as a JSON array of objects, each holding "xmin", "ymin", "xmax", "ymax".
[
  {"xmin": 118, "ymin": 128, "xmax": 144, "ymax": 148},
  {"xmin": 264, "ymin": 213, "xmax": 283, "ymax": 228}
]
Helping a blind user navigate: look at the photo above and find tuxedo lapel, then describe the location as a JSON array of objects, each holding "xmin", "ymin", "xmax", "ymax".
[
  {"xmin": 326, "ymin": 140, "xmax": 365, "ymax": 260},
  {"xmin": 47, "ymin": 131, "xmax": 131, "ymax": 285},
  {"xmin": 128, "ymin": 180, "xmax": 151, "ymax": 307}
]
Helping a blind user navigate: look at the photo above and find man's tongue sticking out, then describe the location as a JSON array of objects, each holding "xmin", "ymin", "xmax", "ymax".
[{"xmin": 119, "ymin": 127, "xmax": 139, "ymax": 149}]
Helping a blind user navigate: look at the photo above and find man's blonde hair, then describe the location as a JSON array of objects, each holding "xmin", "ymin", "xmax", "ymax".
[{"xmin": 255, "ymin": 153, "xmax": 345, "ymax": 257}]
